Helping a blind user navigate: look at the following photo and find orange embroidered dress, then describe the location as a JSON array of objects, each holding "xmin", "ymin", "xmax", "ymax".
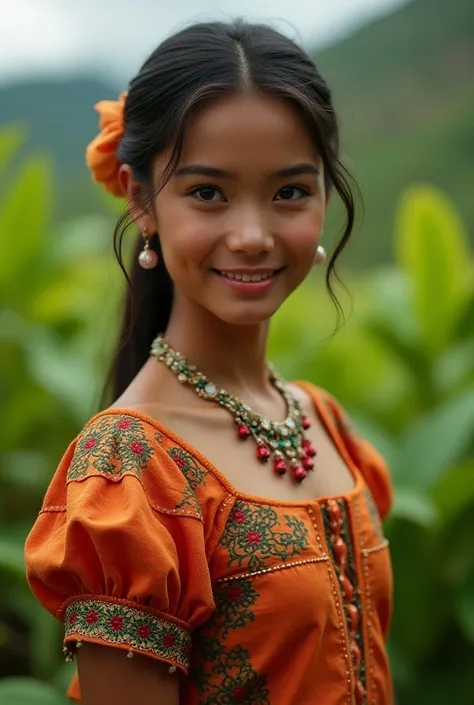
[{"xmin": 25, "ymin": 385, "xmax": 394, "ymax": 704}]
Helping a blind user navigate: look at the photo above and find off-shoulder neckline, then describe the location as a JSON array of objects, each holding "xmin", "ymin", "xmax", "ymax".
[{"xmin": 86, "ymin": 381, "xmax": 364, "ymax": 509}]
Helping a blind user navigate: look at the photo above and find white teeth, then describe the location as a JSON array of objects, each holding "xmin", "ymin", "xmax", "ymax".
[{"xmin": 218, "ymin": 271, "xmax": 274, "ymax": 282}]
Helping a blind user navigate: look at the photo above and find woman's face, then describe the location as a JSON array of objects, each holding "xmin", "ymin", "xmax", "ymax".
[{"xmin": 151, "ymin": 93, "xmax": 327, "ymax": 326}]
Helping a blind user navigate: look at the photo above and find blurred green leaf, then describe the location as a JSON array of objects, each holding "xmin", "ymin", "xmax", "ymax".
[
  {"xmin": 395, "ymin": 185, "xmax": 471, "ymax": 354},
  {"xmin": 0, "ymin": 125, "xmax": 27, "ymax": 177},
  {"xmin": 0, "ymin": 537, "xmax": 26, "ymax": 581},
  {"xmin": 30, "ymin": 609, "xmax": 62, "ymax": 681},
  {"xmin": 0, "ymin": 154, "xmax": 52, "ymax": 300},
  {"xmin": 390, "ymin": 489, "xmax": 438, "ymax": 527},
  {"xmin": 51, "ymin": 661, "xmax": 76, "ymax": 694},
  {"xmin": 25, "ymin": 333, "xmax": 100, "ymax": 421},
  {"xmin": 442, "ymin": 509, "xmax": 474, "ymax": 586},
  {"xmin": 432, "ymin": 462, "xmax": 474, "ymax": 522},
  {"xmin": 455, "ymin": 289, "xmax": 474, "ymax": 342},
  {"xmin": 456, "ymin": 568, "xmax": 474, "ymax": 642},
  {"xmin": 394, "ymin": 390, "xmax": 474, "ymax": 489},
  {"xmin": 0, "ymin": 678, "xmax": 69, "ymax": 705},
  {"xmin": 389, "ymin": 522, "xmax": 448, "ymax": 665},
  {"xmin": 435, "ymin": 340, "xmax": 474, "ymax": 393},
  {"xmin": 1, "ymin": 451, "xmax": 49, "ymax": 493}
]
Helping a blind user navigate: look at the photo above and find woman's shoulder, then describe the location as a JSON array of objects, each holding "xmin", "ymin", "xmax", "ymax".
[
  {"xmin": 288, "ymin": 380, "xmax": 339, "ymax": 417},
  {"xmin": 290, "ymin": 381, "xmax": 393, "ymax": 519},
  {"xmin": 45, "ymin": 406, "xmax": 228, "ymax": 521}
]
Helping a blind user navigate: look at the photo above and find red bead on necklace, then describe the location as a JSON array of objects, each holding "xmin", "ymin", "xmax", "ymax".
[{"xmin": 151, "ymin": 334, "xmax": 317, "ymax": 482}]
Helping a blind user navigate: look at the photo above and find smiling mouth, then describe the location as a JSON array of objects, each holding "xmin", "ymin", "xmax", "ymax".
[{"xmin": 212, "ymin": 268, "xmax": 284, "ymax": 282}]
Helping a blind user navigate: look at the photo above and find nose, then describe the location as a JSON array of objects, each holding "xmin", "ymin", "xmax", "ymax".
[{"xmin": 226, "ymin": 208, "xmax": 274, "ymax": 256}]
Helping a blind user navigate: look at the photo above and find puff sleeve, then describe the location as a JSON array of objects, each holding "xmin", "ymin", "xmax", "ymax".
[
  {"xmin": 24, "ymin": 412, "xmax": 216, "ymax": 677},
  {"xmin": 320, "ymin": 389, "xmax": 393, "ymax": 520}
]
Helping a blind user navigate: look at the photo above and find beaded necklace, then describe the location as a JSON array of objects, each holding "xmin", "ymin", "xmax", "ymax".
[{"xmin": 150, "ymin": 335, "xmax": 317, "ymax": 482}]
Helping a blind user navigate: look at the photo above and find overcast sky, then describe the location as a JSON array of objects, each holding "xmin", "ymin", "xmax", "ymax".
[{"xmin": 2, "ymin": 0, "xmax": 408, "ymax": 85}]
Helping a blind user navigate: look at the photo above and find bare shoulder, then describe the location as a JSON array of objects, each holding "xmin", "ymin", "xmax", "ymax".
[{"xmin": 106, "ymin": 359, "xmax": 178, "ymax": 422}]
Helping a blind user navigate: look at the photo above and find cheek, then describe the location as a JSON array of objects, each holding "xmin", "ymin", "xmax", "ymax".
[
  {"xmin": 155, "ymin": 198, "xmax": 217, "ymax": 269},
  {"xmin": 280, "ymin": 209, "xmax": 324, "ymax": 259}
]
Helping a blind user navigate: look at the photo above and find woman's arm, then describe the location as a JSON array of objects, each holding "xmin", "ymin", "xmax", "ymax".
[{"xmin": 77, "ymin": 644, "xmax": 179, "ymax": 705}]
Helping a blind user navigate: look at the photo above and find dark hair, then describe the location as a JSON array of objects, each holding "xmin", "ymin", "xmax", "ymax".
[{"xmin": 102, "ymin": 19, "xmax": 357, "ymax": 407}]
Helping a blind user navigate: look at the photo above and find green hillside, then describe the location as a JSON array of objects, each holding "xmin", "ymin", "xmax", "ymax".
[
  {"xmin": 0, "ymin": 0, "xmax": 472, "ymax": 266},
  {"xmin": 315, "ymin": 0, "xmax": 474, "ymax": 264},
  {"xmin": 0, "ymin": 77, "xmax": 120, "ymax": 222}
]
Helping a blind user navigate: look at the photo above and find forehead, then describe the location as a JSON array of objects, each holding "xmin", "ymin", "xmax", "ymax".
[{"xmin": 179, "ymin": 93, "xmax": 318, "ymax": 169}]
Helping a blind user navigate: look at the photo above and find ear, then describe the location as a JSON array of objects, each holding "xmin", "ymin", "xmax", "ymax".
[{"xmin": 118, "ymin": 164, "xmax": 157, "ymax": 234}]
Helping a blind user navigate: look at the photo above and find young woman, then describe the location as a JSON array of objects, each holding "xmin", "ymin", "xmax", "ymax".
[{"xmin": 25, "ymin": 19, "xmax": 394, "ymax": 705}]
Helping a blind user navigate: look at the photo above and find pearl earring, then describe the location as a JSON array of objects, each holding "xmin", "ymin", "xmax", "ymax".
[
  {"xmin": 314, "ymin": 245, "xmax": 327, "ymax": 265},
  {"xmin": 138, "ymin": 227, "xmax": 158, "ymax": 269}
]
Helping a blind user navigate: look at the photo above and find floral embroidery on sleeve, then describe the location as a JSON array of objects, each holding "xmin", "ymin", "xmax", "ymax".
[
  {"xmin": 64, "ymin": 598, "xmax": 191, "ymax": 671},
  {"xmin": 67, "ymin": 415, "xmax": 154, "ymax": 483},
  {"xmin": 167, "ymin": 446, "xmax": 207, "ymax": 518}
]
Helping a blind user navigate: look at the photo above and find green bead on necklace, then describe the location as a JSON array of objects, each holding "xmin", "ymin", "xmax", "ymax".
[{"xmin": 150, "ymin": 334, "xmax": 317, "ymax": 482}]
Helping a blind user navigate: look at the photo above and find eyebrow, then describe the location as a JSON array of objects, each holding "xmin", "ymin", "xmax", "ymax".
[{"xmin": 174, "ymin": 162, "xmax": 320, "ymax": 179}]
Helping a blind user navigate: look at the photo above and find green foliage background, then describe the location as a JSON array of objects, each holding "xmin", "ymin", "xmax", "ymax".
[{"xmin": 0, "ymin": 119, "xmax": 473, "ymax": 705}]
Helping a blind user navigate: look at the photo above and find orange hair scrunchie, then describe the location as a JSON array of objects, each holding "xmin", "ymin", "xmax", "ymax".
[{"xmin": 85, "ymin": 92, "xmax": 128, "ymax": 197}]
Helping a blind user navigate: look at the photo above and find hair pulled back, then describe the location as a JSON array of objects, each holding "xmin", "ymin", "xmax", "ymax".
[{"xmin": 104, "ymin": 19, "xmax": 356, "ymax": 406}]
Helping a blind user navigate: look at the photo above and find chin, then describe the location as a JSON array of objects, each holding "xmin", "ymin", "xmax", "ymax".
[{"xmin": 212, "ymin": 302, "xmax": 281, "ymax": 327}]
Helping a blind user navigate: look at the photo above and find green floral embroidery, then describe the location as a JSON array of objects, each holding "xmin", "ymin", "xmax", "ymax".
[
  {"xmin": 221, "ymin": 502, "xmax": 309, "ymax": 571},
  {"xmin": 196, "ymin": 646, "xmax": 269, "ymax": 704},
  {"xmin": 168, "ymin": 447, "xmax": 207, "ymax": 489},
  {"xmin": 321, "ymin": 499, "xmax": 367, "ymax": 700},
  {"xmin": 190, "ymin": 579, "xmax": 270, "ymax": 704},
  {"xmin": 212, "ymin": 579, "xmax": 259, "ymax": 637},
  {"xmin": 64, "ymin": 599, "xmax": 191, "ymax": 670},
  {"xmin": 67, "ymin": 415, "xmax": 154, "ymax": 482},
  {"xmin": 167, "ymin": 447, "xmax": 207, "ymax": 517}
]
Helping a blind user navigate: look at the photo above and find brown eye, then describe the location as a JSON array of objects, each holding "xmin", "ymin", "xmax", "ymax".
[
  {"xmin": 276, "ymin": 185, "xmax": 310, "ymax": 201},
  {"xmin": 190, "ymin": 186, "xmax": 226, "ymax": 202}
]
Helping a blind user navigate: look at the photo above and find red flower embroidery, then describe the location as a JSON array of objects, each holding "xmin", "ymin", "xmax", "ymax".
[
  {"xmin": 232, "ymin": 509, "xmax": 247, "ymax": 524},
  {"xmin": 137, "ymin": 624, "xmax": 152, "ymax": 639},
  {"xmin": 245, "ymin": 531, "xmax": 262, "ymax": 546},
  {"xmin": 68, "ymin": 611, "xmax": 77, "ymax": 625},
  {"xmin": 226, "ymin": 585, "xmax": 244, "ymax": 602},
  {"xmin": 110, "ymin": 615, "xmax": 124, "ymax": 632},
  {"xmin": 130, "ymin": 441, "xmax": 144, "ymax": 456},
  {"xmin": 117, "ymin": 419, "xmax": 132, "ymax": 430},
  {"xmin": 162, "ymin": 633, "xmax": 176, "ymax": 648},
  {"xmin": 231, "ymin": 685, "xmax": 248, "ymax": 701},
  {"xmin": 85, "ymin": 610, "xmax": 99, "ymax": 625},
  {"xmin": 84, "ymin": 437, "xmax": 98, "ymax": 450},
  {"xmin": 173, "ymin": 455, "xmax": 187, "ymax": 469}
]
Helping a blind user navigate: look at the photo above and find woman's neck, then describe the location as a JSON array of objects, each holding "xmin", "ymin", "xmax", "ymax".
[{"xmin": 163, "ymin": 305, "xmax": 271, "ymax": 398}]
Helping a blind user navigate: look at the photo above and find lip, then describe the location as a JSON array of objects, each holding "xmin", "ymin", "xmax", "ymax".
[
  {"xmin": 212, "ymin": 267, "xmax": 284, "ymax": 295},
  {"xmin": 217, "ymin": 268, "xmax": 278, "ymax": 275}
]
